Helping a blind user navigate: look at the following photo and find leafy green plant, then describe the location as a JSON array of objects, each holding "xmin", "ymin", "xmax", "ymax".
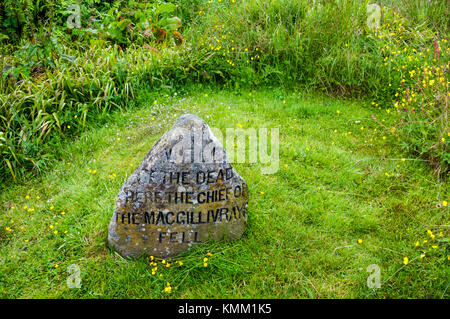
[
  {"xmin": 102, "ymin": 1, "xmax": 183, "ymax": 46},
  {"xmin": 0, "ymin": 0, "xmax": 448, "ymax": 182}
]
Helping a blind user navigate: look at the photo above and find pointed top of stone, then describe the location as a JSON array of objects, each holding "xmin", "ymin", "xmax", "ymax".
[{"xmin": 173, "ymin": 114, "xmax": 206, "ymax": 130}]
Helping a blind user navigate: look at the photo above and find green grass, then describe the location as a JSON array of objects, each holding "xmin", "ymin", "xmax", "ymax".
[
  {"xmin": 0, "ymin": 87, "xmax": 448, "ymax": 298},
  {"xmin": 2, "ymin": 0, "xmax": 448, "ymax": 182}
]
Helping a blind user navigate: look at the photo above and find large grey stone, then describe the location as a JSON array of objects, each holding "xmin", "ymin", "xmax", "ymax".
[{"xmin": 107, "ymin": 114, "xmax": 248, "ymax": 258}]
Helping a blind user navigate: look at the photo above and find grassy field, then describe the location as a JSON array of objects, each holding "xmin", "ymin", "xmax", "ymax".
[
  {"xmin": 1, "ymin": 87, "xmax": 448, "ymax": 298},
  {"xmin": 1, "ymin": 0, "xmax": 448, "ymax": 182}
]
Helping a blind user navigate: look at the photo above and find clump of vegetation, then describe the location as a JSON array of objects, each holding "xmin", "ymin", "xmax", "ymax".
[
  {"xmin": 0, "ymin": 0, "xmax": 448, "ymax": 183},
  {"xmin": 368, "ymin": 11, "xmax": 448, "ymax": 175}
]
